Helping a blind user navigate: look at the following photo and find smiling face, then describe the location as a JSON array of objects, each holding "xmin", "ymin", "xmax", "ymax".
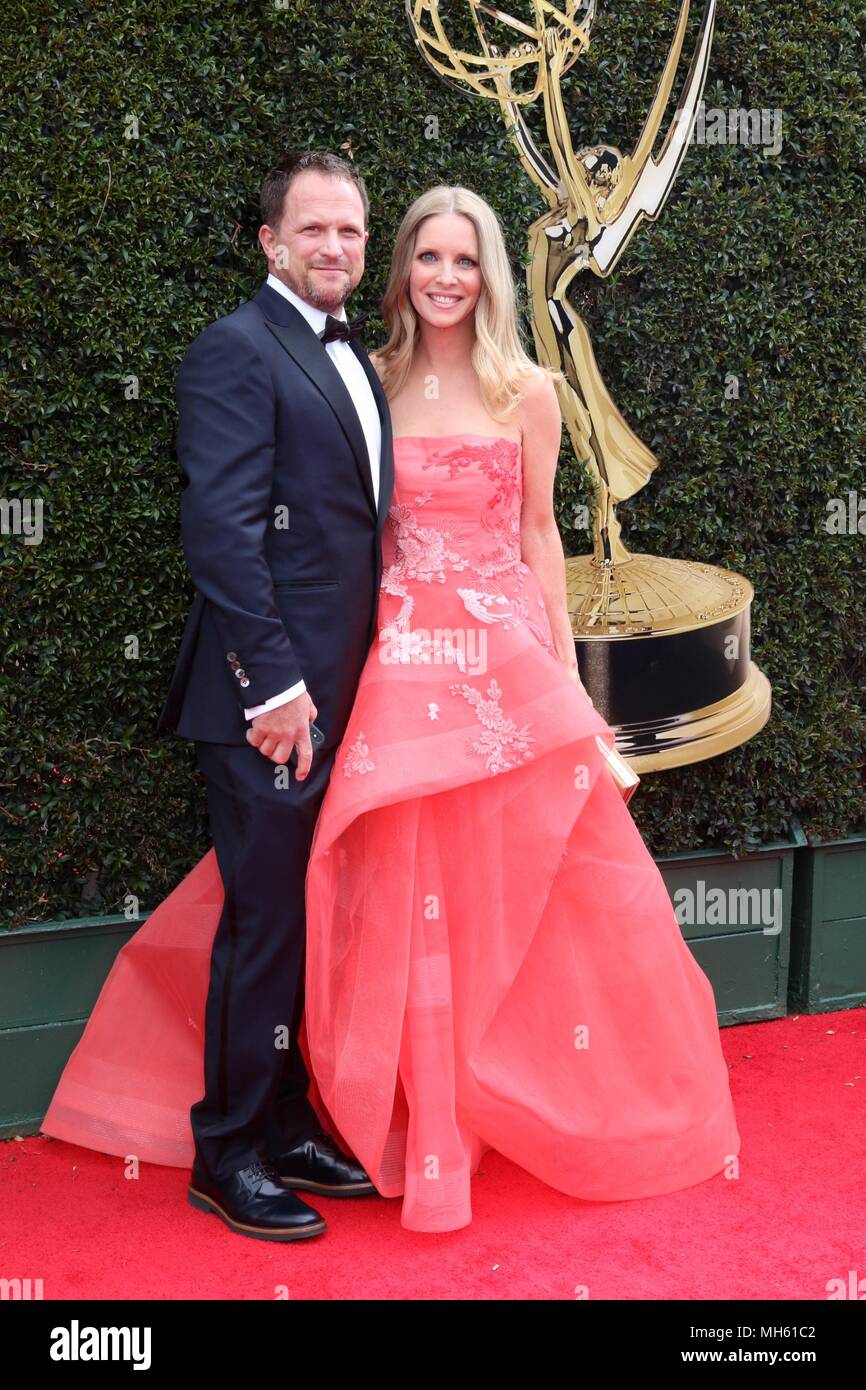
[
  {"xmin": 259, "ymin": 169, "xmax": 368, "ymax": 313},
  {"xmin": 408, "ymin": 213, "xmax": 483, "ymax": 330}
]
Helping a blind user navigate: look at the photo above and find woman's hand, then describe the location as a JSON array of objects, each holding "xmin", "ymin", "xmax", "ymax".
[
  {"xmin": 562, "ymin": 656, "xmax": 585, "ymax": 691},
  {"xmin": 554, "ymin": 643, "xmax": 588, "ymax": 695}
]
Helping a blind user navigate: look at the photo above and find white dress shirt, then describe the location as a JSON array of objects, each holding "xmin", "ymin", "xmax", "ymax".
[{"xmin": 245, "ymin": 273, "xmax": 382, "ymax": 720}]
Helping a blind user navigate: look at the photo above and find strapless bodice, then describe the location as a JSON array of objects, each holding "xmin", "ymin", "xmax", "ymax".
[
  {"xmin": 384, "ymin": 433, "xmax": 525, "ymax": 587},
  {"xmin": 378, "ymin": 432, "xmax": 554, "ymax": 661}
]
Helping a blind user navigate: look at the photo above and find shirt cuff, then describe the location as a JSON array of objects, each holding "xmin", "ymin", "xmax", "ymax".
[{"xmin": 244, "ymin": 679, "xmax": 306, "ymax": 720}]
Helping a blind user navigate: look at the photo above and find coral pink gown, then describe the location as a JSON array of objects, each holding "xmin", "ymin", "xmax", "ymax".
[{"xmin": 42, "ymin": 432, "xmax": 740, "ymax": 1231}]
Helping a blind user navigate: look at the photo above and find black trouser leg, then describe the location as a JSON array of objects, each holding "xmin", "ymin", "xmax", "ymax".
[
  {"xmin": 190, "ymin": 739, "xmax": 334, "ymax": 1182},
  {"xmin": 261, "ymin": 930, "xmax": 319, "ymax": 1155}
]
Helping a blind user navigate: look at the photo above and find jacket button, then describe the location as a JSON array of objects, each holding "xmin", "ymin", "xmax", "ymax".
[
  {"xmin": 235, "ymin": 668, "xmax": 246, "ymax": 679},
  {"xmin": 239, "ymin": 678, "xmax": 250, "ymax": 688},
  {"xmin": 226, "ymin": 651, "xmax": 237, "ymax": 662}
]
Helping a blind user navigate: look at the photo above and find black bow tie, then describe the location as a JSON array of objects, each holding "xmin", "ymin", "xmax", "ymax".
[{"xmin": 319, "ymin": 312, "xmax": 369, "ymax": 345}]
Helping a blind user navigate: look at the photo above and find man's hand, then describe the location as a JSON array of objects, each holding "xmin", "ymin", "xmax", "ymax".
[{"xmin": 246, "ymin": 691, "xmax": 318, "ymax": 778}]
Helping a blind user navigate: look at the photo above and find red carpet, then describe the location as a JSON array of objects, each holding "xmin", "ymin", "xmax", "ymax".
[{"xmin": 3, "ymin": 1009, "xmax": 864, "ymax": 1301}]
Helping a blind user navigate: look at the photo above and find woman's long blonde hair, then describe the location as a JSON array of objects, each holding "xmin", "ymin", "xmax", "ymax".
[{"xmin": 375, "ymin": 185, "xmax": 563, "ymax": 422}]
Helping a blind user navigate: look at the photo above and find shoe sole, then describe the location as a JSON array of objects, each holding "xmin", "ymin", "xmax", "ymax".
[
  {"xmin": 188, "ymin": 1185, "xmax": 326, "ymax": 1241},
  {"xmin": 278, "ymin": 1175, "xmax": 378, "ymax": 1197}
]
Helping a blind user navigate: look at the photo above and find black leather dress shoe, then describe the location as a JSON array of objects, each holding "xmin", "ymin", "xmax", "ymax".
[
  {"xmin": 188, "ymin": 1157, "xmax": 327, "ymax": 1241},
  {"xmin": 271, "ymin": 1130, "xmax": 377, "ymax": 1196}
]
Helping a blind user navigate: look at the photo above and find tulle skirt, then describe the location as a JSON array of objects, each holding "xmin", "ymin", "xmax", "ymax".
[
  {"xmin": 42, "ymin": 689, "xmax": 740, "ymax": 1233},
  {"xmin": 302, "ymin": 711, "xmax": 740, "ymax": 1231}
]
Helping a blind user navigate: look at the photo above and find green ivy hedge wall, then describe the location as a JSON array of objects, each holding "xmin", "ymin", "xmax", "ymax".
[{"xmin": 2, "ymin": 0, "xmax": 864, "ymax": 927}]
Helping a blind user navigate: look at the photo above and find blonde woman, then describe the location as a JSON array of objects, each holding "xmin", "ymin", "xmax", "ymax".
[
  {"xmin": 304, "ymin": 184, "xmax": 740, "ymax": 1231},
  {"xmin": 43, "ymin": 178, "xmax": 739, "ymax": 1237}
]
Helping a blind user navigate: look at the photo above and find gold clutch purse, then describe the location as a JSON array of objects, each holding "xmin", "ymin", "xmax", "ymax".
[{"xmin": 595, "ymin": 735, "xmax": 640, "ymax": 804}]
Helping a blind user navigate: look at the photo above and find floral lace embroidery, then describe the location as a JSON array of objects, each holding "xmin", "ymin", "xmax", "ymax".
[
  {"xmin": 381, "ymin": 446, "xmax": 522, "ymax": 639},
  {"xmin": 473, "ymin": 510, "xmax": 524, "ymax": 582},
  {"xmin": 449, "ymin": 677, "xmax": 535, "ymax": 776},
  {"xmin": 423, "ymin": 437, "xmax": 522, "ymax": 511},
  {"xmin": 381, "ymin": 626, "xmax": 472, "ymax": 671},
  {"xmin": 343, "ymin": 731, "xmax": 375, "ymax": 777},
  {"xmin": 457, "ymin": 586, "xmax": 529, "ymax": 630},
  {"xmin": 380, "ymin": 497, "xmax": 465, "ymax": 636},
  {"xmin": 380, "ymin": 438, "xmax": 556, "ymax": 660},
  {"xmin": 385, "ymin": 502, "xmax": 468, "ymax": 586}
]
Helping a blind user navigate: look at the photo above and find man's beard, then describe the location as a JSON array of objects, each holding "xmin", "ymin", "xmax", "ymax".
[{"xmin": 301, "ymin": 271, "xmax": 351, "ymax": 313}]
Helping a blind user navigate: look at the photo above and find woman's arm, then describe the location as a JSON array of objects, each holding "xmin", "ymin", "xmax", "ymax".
[{"xmin": 518, "ymin": 371, "xmax": 581, "ymax": 685}]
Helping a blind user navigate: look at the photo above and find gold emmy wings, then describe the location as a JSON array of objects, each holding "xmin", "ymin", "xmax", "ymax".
[{"xmin": 406, "ymin": 0, "xmax": 716, "ymax": 567}]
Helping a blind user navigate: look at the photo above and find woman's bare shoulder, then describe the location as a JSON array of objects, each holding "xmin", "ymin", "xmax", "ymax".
[
  {"xmin": 368, "ymin": 349, "xmax": 386, "ymax": 383},
  {"xmin": 520, "ymin": 364, "xmax": 558, "ymax": 407},
  {"xmin": 517, "ymin": 367, "xmax": 560, "ymax": 438}
]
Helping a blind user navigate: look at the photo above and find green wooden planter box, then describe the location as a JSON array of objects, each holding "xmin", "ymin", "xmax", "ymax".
[
  {"xmin": 0, "ymin": 913, "xmax": 147, "ymax": 1141},
  {"xmin": 655, "ymin": 824, "xmax": 805, "ymax": 1027},
  {"xmin": 789, "ymin": 822, "xmax": 866, "ymax": 1014}
]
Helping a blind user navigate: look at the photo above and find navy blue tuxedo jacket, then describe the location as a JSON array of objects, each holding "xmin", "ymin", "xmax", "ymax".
[{"xmin": 157, "ymin": 280, "xmax": 395, "ymax": 746}]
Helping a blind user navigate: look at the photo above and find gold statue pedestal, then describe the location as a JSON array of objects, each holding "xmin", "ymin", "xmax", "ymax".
[{"xmin": 567, "ymin": 553, "xmax": 772, "ymax": 774}]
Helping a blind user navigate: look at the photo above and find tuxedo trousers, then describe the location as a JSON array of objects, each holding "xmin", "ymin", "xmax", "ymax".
[{"xmin": 190, "ymin": 737, "xmax": 336, "ymax": 1182}]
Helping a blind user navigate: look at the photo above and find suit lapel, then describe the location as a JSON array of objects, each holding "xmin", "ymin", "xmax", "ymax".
[
  {"xmin": 256, "ymin": 285, "xmax": 379, "ymax": 520},
  {"xmin": 349, "ymin": 337, "xmax": 395, "ymax": 533}
]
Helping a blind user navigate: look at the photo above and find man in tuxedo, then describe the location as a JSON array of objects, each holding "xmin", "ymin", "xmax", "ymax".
[{"xmin": 157, "ymin": 150, "xmax": 394, "ymax": 1241}]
